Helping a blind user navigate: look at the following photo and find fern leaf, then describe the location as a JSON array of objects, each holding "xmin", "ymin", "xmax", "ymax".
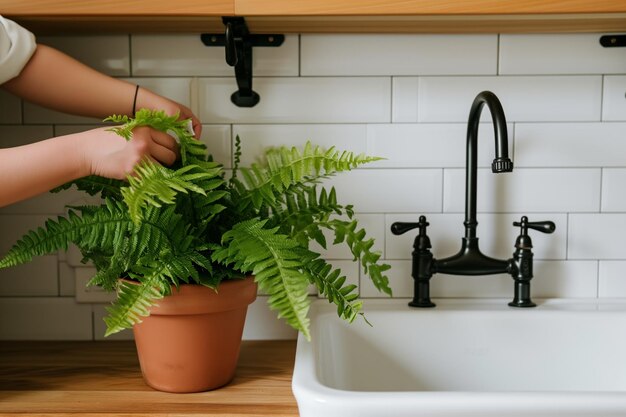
[
  {"xmin": 211, "ymin": 219, "xmax": 313, "ymax": 340},
  {"xmin": 324, "ymin": 218, "xmax": 393, "ymax": 296},
  {"xmin": 121, "ymin": 161, "xmax": 219, "ymax": 224},
  {"xmin": 103, "ymin": 276, "xmax": 165, "ymax": 336},
  {"xmin": 305, "ymin": 258, "xmax": 363, "ymax": 323},
  {"xmin": 239, "ymin": 141, "xmax": 382, "ymax": 210},
  {"xmin": 0, "ymin": 200, "xmax": 130, "ymax": 269}
]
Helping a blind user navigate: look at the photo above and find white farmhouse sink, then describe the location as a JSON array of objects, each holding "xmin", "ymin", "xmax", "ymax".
[{"xmin": 292, "ymin": 299, "xmax": 626, "ymax": 417}]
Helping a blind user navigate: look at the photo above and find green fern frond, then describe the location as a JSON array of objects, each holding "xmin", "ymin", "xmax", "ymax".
[
  {"xmin": 262, "ymin": 186, "xmax": 353, "ymax": 250},
  {"xmin": 121, "ymin": 161, "xmax": 219, "ymax": 224},
  {"xmin": 105, "ymin": 109, "xmax": 180, "ymax": 140},
  {"xmin": 324, "ymin": 218, "xmax": 393, "ymax": 296},
  {"xmin": 239, "ymin": 141, "xmax": 382, "ymax": 210},
  {"xmin": 211, "ymin": 219, "xmax": 313, "ymax": 340},
  {"xmin": 0, "ymin": 200, "xmax": 131, "ymax": 269},
  {"xmin": 103, "ymin": 276, "xmax": 166, "ymax": 336},
  {"xmin": 305, "ymin": 258, "xmax": 363, "ymax": 322}
]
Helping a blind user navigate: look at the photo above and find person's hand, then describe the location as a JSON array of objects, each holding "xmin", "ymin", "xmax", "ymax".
[
  {"xmin": 80, "ymin": 126, "xmax": 179, "ymax": 180},
  {"xmin": 134, "ymin": 87, "xmax": 202, "ymax": 139}
]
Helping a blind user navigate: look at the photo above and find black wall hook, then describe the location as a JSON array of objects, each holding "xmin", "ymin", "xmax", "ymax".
[{"xmin": 201, "ymin": 17, "xmax": 284, "ymax": 107}]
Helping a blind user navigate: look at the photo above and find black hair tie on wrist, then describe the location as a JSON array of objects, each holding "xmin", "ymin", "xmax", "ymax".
[{"xmin": 132, "ymin": 85, "xmax": 140, "ymax": 116}]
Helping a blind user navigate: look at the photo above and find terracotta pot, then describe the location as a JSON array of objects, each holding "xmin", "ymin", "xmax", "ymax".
[{"xmin": 132, "ymin": 276, "xmax": 257, "ymax": 393}]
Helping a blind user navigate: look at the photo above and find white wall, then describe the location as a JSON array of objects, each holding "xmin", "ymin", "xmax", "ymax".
[{"xmin": 0, "ymin": 33, "xmax": 625, "ymax": 340}]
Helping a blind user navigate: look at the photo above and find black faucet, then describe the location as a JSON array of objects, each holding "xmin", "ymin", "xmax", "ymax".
[{"xmin": 391, "ymin": 91, "xmax": 556, "ymax": 308}]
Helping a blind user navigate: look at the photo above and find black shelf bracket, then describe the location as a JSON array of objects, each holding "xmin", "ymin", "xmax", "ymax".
[
  {"xmin": 600, "ymin": 34, "xmax": 626, "ymax": 47},
  {"xmin": 201, "ymin": 17, "xmax": 284, "ymax": 107}
]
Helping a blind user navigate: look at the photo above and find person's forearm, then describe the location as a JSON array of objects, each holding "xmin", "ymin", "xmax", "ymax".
[
  {"xmin": 0, "ymin": 134, "xmax": 89, "ymax": 207},
  {"xmin": 1, "ymin": 44, "xmax": 137, "ymax": 119}
]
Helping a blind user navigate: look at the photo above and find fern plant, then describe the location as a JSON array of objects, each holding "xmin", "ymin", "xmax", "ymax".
[{"xmin": 0, "ymin": 109, "xmax": 391, "ymax": 340}]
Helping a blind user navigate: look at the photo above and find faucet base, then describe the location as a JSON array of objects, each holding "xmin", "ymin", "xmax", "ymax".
[
  {"xmin": 409, "ymin": 300, "xmax": 436, "ymax": 308},
  {"xmin": 508, "ymin": 299, "xmax": 537, "ymax": 308}
]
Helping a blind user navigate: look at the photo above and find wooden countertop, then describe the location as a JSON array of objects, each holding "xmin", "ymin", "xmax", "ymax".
[
  {"xmin": 0, "ymin": 340, "xmax": 299, "ymax": 417},
  {"xmin": 3, "ymin": 0, "xmax": 626, "ymax": 34}
]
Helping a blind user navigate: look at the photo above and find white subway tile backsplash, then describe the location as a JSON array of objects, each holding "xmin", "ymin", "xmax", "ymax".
[
  {"xmin": 386, "ymin": 213, "xmax": 567, "ymax": 261},
  {"xmin": 0, "ymin": 297, "xmax": 92, "ymax": 340},
  {"xmin": 0, "ymin": 256, "xmax": 58, "ymax": 296},
  {"xmin": 40, "ymin": 35, "xmax": 130, "ymax": 76},
  {"xmin": 392, "ymin": 77, "xmax": 419, "ymax": 123},
  {"xmin": 568, "ymin": 213, "xmax": 626, "ymax": 260},
  {"xmin": 499, "ymin": 34, "xmax": 626, "ymax": 75},
  {"xmin": 75, "ymin": 267, "xmax": 115, "ymax": 303},
  {"xmin": 603, "ymin": 76, "xmax": 626, "ymax": 121},
  {"xmin": 569, "ymin": 214, "xmax": 626, "ymax": 259},
  {"xmin": 233, "ymin": 124, "xmax": 368, "ymax": 167},
  {"xmin": 132, "ymin": 34, "xmax": 298, "ymax": 76},
  {"xmin": 0, "ymin": 90, "xmax": 22, "ymax": 124},
  {"xmin": 531, "ymin": 261, "xmax": 598, "ymax": 298},
  {"xmin": 602, "ymin": 169, "xmax": 626, "ymax": 212},
  {"xmin": 53, "ymin": 124, "xmax": 103, "ymax": 136},
  {"xmin": 0, "ymin": 215, "xmax": 53, "ymax": 254},
  {"xmin": 599, "ymin": 261, "xmax": 626, "ymax": 297},
  {"xmin": 93, "ymin": 305, "xmax": 135, "ymax": 341},
  {"xmin": 515, "ymin": 123, "xmax": 626, "ymax": 168},
  {"xmin": 325, "ymin": 169, "xmax": 442, "ymax": 213},
  {"xmin": 199, "ymin": 77, "xmax": 391, "ymax": 123},
  {"xmin": 366, "ymin": 123, "xmax": 513, "ymax": 168},
  {"xmin": 301, "ymin": 34, "xmax": 497, "ymax": 76},
  {"xmin": 129, "ymin": 77, "xmax": 193, "ymax": 108},
  {"xmin": 0, "ymin": 125, "xmax": 53, "ymax": 147},
  {"xmin": 23, "ymin": 106, "xmax": 102, "ymax": 125},
  {"xmin": 361, "ymin": 260, "xmax": 412, "ymax": 298},
  {"xmin": 444, "ymin": 168, "xmax": 601, "ymax": 213},
  {"xmin": 243, "ymin": 296, "xmax": 298, "ymax": 340},
  {"xmin": 0, "ymin": 188, "xmax": 102, "ymax": 215},
  {"xmin": 201, "ymin": 125, "xmax": 232, "ymax": 168},
  {"xmin": 58, "ymin": 261, "xmax": 75, "ymax": 297},
  {"xmin": 418, "ymin": 76, "xmax": 602, "ymax": 122}
]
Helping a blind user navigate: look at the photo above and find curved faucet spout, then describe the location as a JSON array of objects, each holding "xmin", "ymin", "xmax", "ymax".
[{"xmin": 465, "ymin": 91, "xmax": 513, "ymax": 240}]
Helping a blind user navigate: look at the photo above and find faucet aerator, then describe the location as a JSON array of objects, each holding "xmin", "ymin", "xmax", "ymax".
[{"xmin": 492, "ymin": 157, "xmax": 514, "ymax": 173}]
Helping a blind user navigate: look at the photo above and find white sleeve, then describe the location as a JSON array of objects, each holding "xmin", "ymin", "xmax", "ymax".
[{"xmin": 0, "ymin": 15, "xmax": 36, "ymax": 84}]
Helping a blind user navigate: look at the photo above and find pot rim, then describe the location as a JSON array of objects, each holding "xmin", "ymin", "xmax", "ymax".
[{"xmin": 121, "ymin": 276, "xmax": 258, "ymax": 316}]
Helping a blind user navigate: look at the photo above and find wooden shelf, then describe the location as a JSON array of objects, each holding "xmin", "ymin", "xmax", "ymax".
[
  {"xmin": 0, "ymin": 340, "xmax": 299, "ymax": 417},
  {"xmin": 2, "ymin": 0, "xmax": 626, "ymax": 34}
]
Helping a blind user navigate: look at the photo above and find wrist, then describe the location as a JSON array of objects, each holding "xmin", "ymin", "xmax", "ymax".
[
  {"xmin": 133, "ymin": 86, "xmax": 177, "ymax": 116},
  {"xmin": 72, "ymin": 128, "xmax": 110, "ymax": 178}
]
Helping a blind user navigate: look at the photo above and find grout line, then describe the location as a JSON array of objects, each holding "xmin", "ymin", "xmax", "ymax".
[
  {"xmin": 511, "ymin": 122, "xmax": 516, "ymax": 162},
  {"xmin": 496, "ymin": 34, "xmax": 501, "ymax": 75},
  {"xmin": 189, "ymin": 77, "xmax": 199, "ymax": 117},
  {"xmin": 389, "ymin": 77, "xmax": 394, "ymax": 123},
  {"xmin": 565, "ymin": 213, "xmax": 570, "ymax": 260},
  {"xmin": 298, "ymin": 34, "xmax": 301, "ymax": 77},
  {"xmin": 128, "ymin": 34, "xmax": 133, "ymax": 76},
  {"xmin": 596, "ymin": 260, "xmax": 601, "ymax": 298},
  {"xmin": 599, "ymin": 167, "xmax": 604, "ymax": 212},
  {"xmin": 600, "ymin": 75, "xmax": 605, "ymax": 121},
  {"xmin": 440, "ymin": 168, "xmax": 445, "ymax": 212}
]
